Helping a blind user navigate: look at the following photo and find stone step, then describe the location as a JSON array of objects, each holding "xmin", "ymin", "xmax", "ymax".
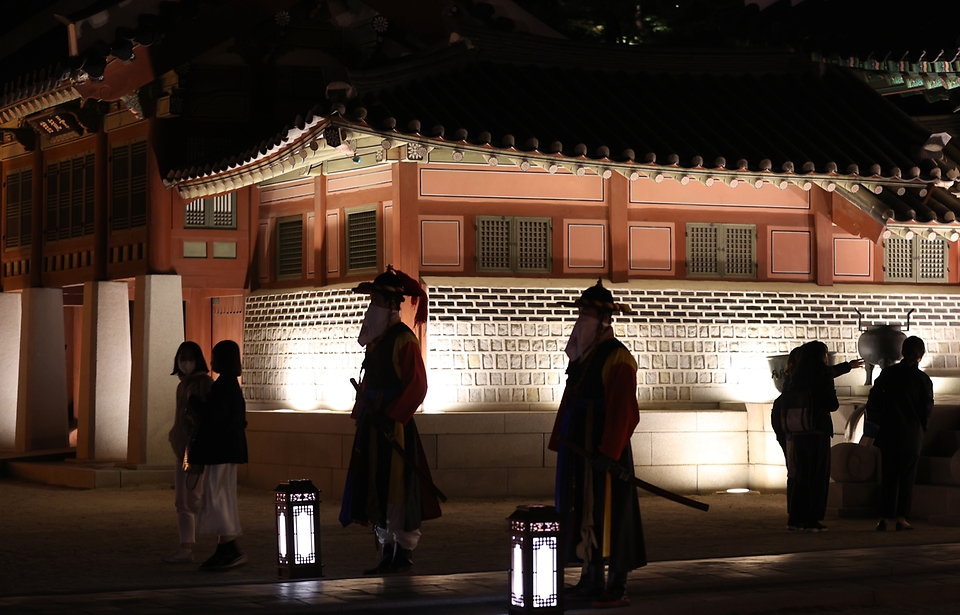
[
  {"xmin": 917, "ymin": 456, "xmax": 959, "ymax": 485},
  {"xmin": 909, "ymin": 484, "xmax": 960, "ymax": 521},
  {"xmin": 921, "ymin": 430, "xmax": 960, "ymax": 457},
  {"xmin": 5, "ymin": 461, "xmax": 173, "ymax": 489}
]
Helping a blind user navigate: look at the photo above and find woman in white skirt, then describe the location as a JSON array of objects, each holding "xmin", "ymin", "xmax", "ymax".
[
  {"xmin": 162, "ymin": 342, "xmax": 214, "ymax": 563},
  {"xmin": 188, "ymin": 340, "xmax": 248, "ymax": 570}
]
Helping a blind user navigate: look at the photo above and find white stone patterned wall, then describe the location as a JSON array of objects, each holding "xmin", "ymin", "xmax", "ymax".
[
  {"xmin": 425, "ymin": 281, "xmax": 960, "ymax": 410},
  {"xmin": 241, "ymin": 281, "xmax": 960, "ymax": 410},
  {"xmin": 243, "ymin": 288, "xmax": 366, "ymax": 410}
]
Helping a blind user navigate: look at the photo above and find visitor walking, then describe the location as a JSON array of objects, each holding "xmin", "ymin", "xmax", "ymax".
[
  {"xmin": 189, "ymin": 340, "xmax": 249, "ymax": 570},
  {"xmin": 162, "ymin": 341, "xmax": 213, "ymax": 564}
]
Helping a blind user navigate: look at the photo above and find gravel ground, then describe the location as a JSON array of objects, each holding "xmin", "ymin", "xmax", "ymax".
[{"xmin": 4, "ymin": 477, "xmax": 960, "ymax": 598}]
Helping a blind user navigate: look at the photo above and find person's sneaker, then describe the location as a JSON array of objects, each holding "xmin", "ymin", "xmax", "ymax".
[
  {"xmin": 565, "ymin": 583, "xmax": 602, "ymax": 602},
  {"xmin": 390, "ymin": 546, "xmax": 414, "ymax": 573},
  {"xmin": 804, "ymin": 522, "xmax": 827, "ymax": 533},
  {"xmin": 876, "ymin": 519, "xmax": 888, "ymax": 531},
  {"xmin": 161, "ymin": 548, "xmax": 194, "ymax": 563},
  {"xmin": 591, "ymin": 590, "xmax": 630, "ymax": 609},
  {"xmin": 786, "ymin": 524, "xmax": 800, "ymax": 531},
  {"xmin": 218, "ymin": 551, "xmax": 248, "ymax": 570},
  {"xmin": 896, "ymin": 521, "xmax": 914, "ymax": 531},
  {"xmin": 199, "ymin": 551, "xmax": 226, "ymax": 570}
]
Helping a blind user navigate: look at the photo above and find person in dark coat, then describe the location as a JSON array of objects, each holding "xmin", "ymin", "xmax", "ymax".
[
  {"xmin": 188, "ymin": 340, "xmax": 248, "ymax": 570},
  {"xmin": 866, "ymin": 336, "xmax": 934, "ymax": 531},
  {"xmin": 772, "ymin": 348, "xmax": 862, "ymax": 531},
  {"xmin": 548, "ymin": 280, "xmax": 645, "ymax": 609},
  {"xmin": 340, "ymin": 266, "xmax": 441, "ymax": 575},
  {"xmin": 781, "ymin": 341, "xmax": 839, "ymax": 532}
]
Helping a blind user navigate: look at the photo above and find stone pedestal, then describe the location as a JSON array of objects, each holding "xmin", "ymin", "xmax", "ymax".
[
  {"xmin": 16, "ymin": 288, "xmax": 68, "ymax": 451},
  {"xmin": 0, "ymin": 293, "xmax": 22, "ymax": 450},
  {"xmin": 77, "ymin": 281, "xmax": 132, "ymax": 461},
  {"xmin": 127, "ymin": 275, "xmax": 184, "ymax": 466}
]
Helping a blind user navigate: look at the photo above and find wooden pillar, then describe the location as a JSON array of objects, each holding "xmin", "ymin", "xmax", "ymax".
[
  {"xmin": 608, "ymin": 172, "xmax": 629, "ymax": 283},
  {"xmin": 314, "ymin": 175, "xmax": 327, "ymax": 287},
  {"xmin": 812, "ymin": 186, "xmax": 834, "ymax": 286}
]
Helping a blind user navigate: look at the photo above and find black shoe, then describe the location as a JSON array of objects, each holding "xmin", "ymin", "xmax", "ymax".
[
  {"xmin": 363, "ymin": 543, "xmax": 395, "ymax": 575},
  {"xmin": 876, "ymin": 519, "xmax": 887, "ymax": 531},
  {"xmin": 390, "ymin": 546, "xmax": 414, "ymax": 573},
  {"xmin": 217, "ymin": 541, "xmax": 248, "ymax": 570},
  {"xmin": 565, "ymin": 562, "xmax": 603, "ymax": 601},
  {"xmin": 896, "ymin": 521, "xmax": 914, "ymax": 531},
  {"xmin": 199, "ymin": 543, "xmax": 227, "ymax": 571}
]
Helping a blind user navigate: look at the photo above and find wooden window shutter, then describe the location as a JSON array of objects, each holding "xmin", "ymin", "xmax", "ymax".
[
  {"xmin": 476, "ymin": 216, "xmax": 511, "ymax": 272},
  {"xmin": 515, "ymin": 217, "xmax": 552, "ymax": 273},
  {"xmin": 346, "ymin": 206, "xmax": 378, "ymax": 272},
  {"xmin": 917, "ymin": 236, "xmax": 949, "ymax": 283},
  {"xmin": 46, "ymin": 162, "xmax": 60, "ymax": 242},
  {"xmin": 111, "ymin": 144, "xmax": 130, "ymax": 231},
  {"xmin": 686, "ymin": 223, "xmax": 720, "ymax": 277},
  {"xmin": 69, "ymin": 158, "xmax": 83, "ymax": 238},
  {"xmin": 185, "ymin": 193, "xmax": 236, "ymax": 229},
  {"xmin": 883, "ymin": 236, "xmax": 913, "ymax": 282},
  {"xmin": 83, "ymin": 154, "xmax": 95, "ymax": 236},
  {"xmin": 4, "ymin": 170, "xmax": 29, "ymax": 249},
  {"xmin": 721, "ymin": 224, "xmax": 757, "ymax": 278},
  {"xmin": 276, "ymin": 216, "xmax": 303, "ymax": 278},
  {"xmin": 129, "ymin": 141, "xmax": 147, "ymax": 228}
]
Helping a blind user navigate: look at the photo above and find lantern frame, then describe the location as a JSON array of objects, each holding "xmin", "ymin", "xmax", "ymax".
[
  {"xmin": 507, "ymin": 504, "xmax": 564, "ymax": 615},
  {"xmin": 275, "ymin": 479, "xmax": 323, "ymax": 579}
]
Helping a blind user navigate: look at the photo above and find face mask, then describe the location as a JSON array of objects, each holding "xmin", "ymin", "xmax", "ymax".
[
  {"xmin": 177, "ymin": 358, "xmax": 196, "ymax": 375},
  {"xmin": 565, "ymin": 315, "xmax": 601, "ymax": 361},
  {"xmin": 358, "ymin": 304, "xmax": 394, "ymax": 346}
]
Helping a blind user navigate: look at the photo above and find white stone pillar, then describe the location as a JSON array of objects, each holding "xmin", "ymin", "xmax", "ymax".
[
  {"xmin": 127, "ymin": 275, "xmax": 184, "ymax": 467},
  {"xmin": 0, "ymin": 293, "xmax": 22, "ymax": 450},
  {"xmin": 16, "ymin": 288, "xmax": 69, "ymax": 451},
  {"xmin": 76, "ymin": 281, "xmax": 131, "ymax": 461}
]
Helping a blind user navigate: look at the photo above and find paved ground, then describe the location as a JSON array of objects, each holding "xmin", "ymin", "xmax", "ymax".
[{"xmin": 3, "ymin": 477, "xmax": 960, "ymax": 614}]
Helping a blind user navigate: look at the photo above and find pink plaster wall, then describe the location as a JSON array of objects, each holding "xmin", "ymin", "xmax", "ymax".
[
  {"xmin": 629, "ymin": 224, "xmax": 673, "ymax": 273},
  {"xmin": 769, "ymin": 229, "xmax": 812, "ymax": 275},
  {"xmin": 420, "ymin": 167, "xmax": 604, "ymax": 201},
  {"xmin": 565, "ymin": 221, "xmax": 606, "ymax": 270},
  {"xmin": 833, "ymin": 236, "xmax": 872, "ymax": 278},
  {"xmin": 420, "ymin": 217, "xmax": 463, "ymax": 269}
]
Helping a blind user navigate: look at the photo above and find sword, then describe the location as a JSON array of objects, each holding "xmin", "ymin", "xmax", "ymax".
[
  {"xmin": 559, "ymin": 436, "xmax": 709, "ymax": 512},
  {"xmin": 351, "ymin": 378, "xmax": 448, "ymax": 502}
]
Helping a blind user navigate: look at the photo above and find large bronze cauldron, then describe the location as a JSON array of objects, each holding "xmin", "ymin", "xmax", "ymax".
[
  {"xmin": 856, "ymin": 309, "xmax": 913, "ymax": 386},
  {"xmin": 767, "ymin": 352, "xmax": 837, "ymax": 392}
]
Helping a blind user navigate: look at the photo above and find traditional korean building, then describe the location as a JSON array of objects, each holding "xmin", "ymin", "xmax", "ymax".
[{"xmin": 3, "ymin": 0, "xmax": 960, "ymax": 503}]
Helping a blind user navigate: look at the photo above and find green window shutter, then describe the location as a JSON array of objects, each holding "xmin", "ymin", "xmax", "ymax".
[
  {"xmin": 276, "ymin": 216, "xmax": 303, "ymax": 278},
  {"xmin": 211, "ymin": 193, "xmax": 236, "ymax": 228},
  {"xmin": 111, "ymin": 144, "xmax": 130, "ymax": 231},
  {"xmin": 721, "ymin": 224, "xmax": 757, "ymax": 278},
  {"xmin": 477, "ymin": 216, "xmax": 511, "ymax": 272},
  {"xmin": 686, "ymin": 223, "xmax": 720, "ymax": 277},
  {"xmin": 515, "ymin": 217, "xmax": 552, "ymax": 273},
  {"xmin": 917, "ymin": 236, "xmax": 949, "ymax": 283},
  {"xmin": 346, "ymin": 206, "xmax": 378, "ymax": 272},
  {"xmin": 5, "ymin": 171, "xmax": 20, "ymax": 249},
  {"xmin": 883, "ymin": 236, "xmax": 914, "ymax": 282},
  {"xmin": 184, "ymin": 199, "xmax": 206, "ymax": 227},
  {"xmin": 46, "ymin": 163, "xmax": 60, "ymax": 242},
  {"xmin": 70, "ymin": 157, "xmax": 83, "ymax": 238}
]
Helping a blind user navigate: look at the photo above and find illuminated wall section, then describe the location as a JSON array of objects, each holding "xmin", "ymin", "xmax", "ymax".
[
  {"xmin": 425, "ymin": 282, "xmax": 960, "ymax": 410},
  {"xmin": 243, "ymin": 288, "xmax": 366, "ymax": 410}
]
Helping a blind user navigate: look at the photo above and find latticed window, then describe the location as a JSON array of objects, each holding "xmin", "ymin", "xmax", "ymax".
[
  {"xmin": 46, "ymin": 154, "xmax": 95, "ymax": 241},
  {"xmin": 4, "ymin": 169, "xmax": 32, "ymax": 249},
  {"xmin": 884, "ymin": 235, "xmax": 949, "ymax": 283},
  {"xmin": 477, "ymin": 216, "xmax": 552, "ymax": 273},
  {"xmin": 185, "ymin": 193, "xmax": 237, "ymax": 229},
  {"xmin": 346, "ymin": 206, "xmax": 378, "ymax": 272},
  {"xmin": 276, "ymin": 215, "xmax": 303, "ymax": 278},
  {"xmin": 110, "ymin": 141, "xmax": 147, "ymax": 231},
  {"xmin": 686, "ymin": 223, "xmax": 756, "ymax": 278}
]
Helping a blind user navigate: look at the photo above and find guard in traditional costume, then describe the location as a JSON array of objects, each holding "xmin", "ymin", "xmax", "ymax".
[
  {"xmin": 339, "ymin": 266, "xmax": 441, "ymax": 575},
  {"xmin": 549, "ymin": 280, "xmax": 646, "ymax": 609}
]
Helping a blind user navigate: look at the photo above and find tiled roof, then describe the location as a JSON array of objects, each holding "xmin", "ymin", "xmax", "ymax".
[{"xmin": 166, "ymin": 34, "xmax": 960, "ymax": 226}]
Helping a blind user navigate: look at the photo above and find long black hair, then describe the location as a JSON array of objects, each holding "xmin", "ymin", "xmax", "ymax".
[
  {"xmin": 171, "ymin": 341, "xmax": 209, "ymax": 376},
  {"xmin": 211, "ymin": 340, "xmax": 242, "ymax": 378},
  {"xmin": 789, "ymin": 341, "xmax": 831, "ymax": 390}
]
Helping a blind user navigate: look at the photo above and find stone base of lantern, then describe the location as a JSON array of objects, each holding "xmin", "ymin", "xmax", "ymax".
[{"xmin": 825, "ymin": 481, "xmax": 879, "ymax": 518}]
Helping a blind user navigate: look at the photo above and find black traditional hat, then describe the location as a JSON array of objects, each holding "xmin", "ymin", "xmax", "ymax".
[
  {"xmin": 562, "ymin": 279, "xmax": 633, "ymax": 314},
  {"xmin": 353, "ymin": 264, "xmax": 428, "ymax": 324}
]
